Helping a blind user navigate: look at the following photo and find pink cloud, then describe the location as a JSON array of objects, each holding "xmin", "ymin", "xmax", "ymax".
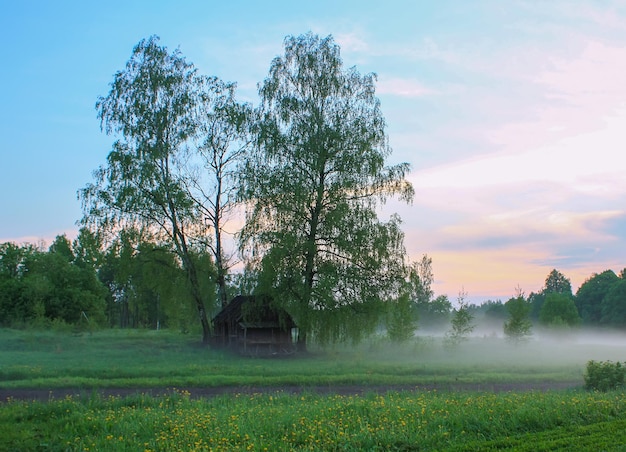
[{"xmin": 0, "ymin": 228, "xmax": 79, "ymax": 249}]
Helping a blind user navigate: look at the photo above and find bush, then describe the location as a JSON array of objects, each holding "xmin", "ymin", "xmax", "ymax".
[{"xmin": 584, "ymin": 360, "xmax": 625, "ymax": 391}]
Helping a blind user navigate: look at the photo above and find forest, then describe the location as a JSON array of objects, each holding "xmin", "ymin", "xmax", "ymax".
[
  {"xmin": 1, "ymin": 33, "xmax": 624, "ymax": 346},
  {"xmin": 2, "ymin": 231, "xmax": 625, "ymax": 342}
]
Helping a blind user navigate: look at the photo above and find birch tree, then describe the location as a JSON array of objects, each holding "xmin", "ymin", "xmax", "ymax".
[
  {"xmin": 239, "ymin": 33, "xmax": 414, "ymax": 349},
  {"xmin": 79, "ymin": 36, "xmax": 213, "ymax": 342}
]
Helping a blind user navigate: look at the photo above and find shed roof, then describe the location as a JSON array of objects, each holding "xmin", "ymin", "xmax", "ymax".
[{"xmin": 212, "ymin": 295, "xmax": 296, "ymax": 328}]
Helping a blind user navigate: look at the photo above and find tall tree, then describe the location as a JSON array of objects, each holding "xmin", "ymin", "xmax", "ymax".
[
  {"xmin": 543, "ymin": 269, "xmax": 573, "ymax": 296},
  {"xmin": 72, "ymin": 227, "xmax": 104, "ymax": 271},
  {"xmin": 406, "ymin": 254, "xmax": 450, "ymax": 328},
  {"xmin": 425, "ymin": 295, "xmax": 453, "ymax": 327},
  {"xmin": 530, "ymin": 269, "xmax": 574, "ymax": 320},
  {"xmin": 79, "ymin": 36, "xmax": 213, "ymax": 342},
  {"xmin": 600, "ymin": 276, "xmax": 626, "ymax": 328},
  {"xmin": 576, "ymin": 270, "xmax": 619, "ymax": 325},
  {"xmin": 189, "ymin": 76, "xmax": 252, "ymax": 308},
  {"xmin": 0, "ymin": 242, "xmax": 32, "ymax": 325},
  {"xmin": 239, "ymin": 33, "xmax": 414, "ymax": 348},
  {"xmin": 409, "ymin": 254, "xmax": 435, "ymax": 305}
]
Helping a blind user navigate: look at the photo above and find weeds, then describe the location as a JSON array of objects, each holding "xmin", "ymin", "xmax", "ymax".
[{"xmin": 1, "ymin": 388, "xmax": 626, "ymax": 450}]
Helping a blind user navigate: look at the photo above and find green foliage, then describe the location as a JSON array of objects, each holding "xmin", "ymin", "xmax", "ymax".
[
  {"xmin": 529, "ymin": 269, "xmax": 574, "ymax": 323},
  {"xmin": 81, "ymin": 35, "xmax": 199, "ymax": 235},
  {"xmin": 584, "ymin": 360, "xmax": 625, "ymax": 391},
  {"xmin": 504, "ymin": 295, "xmax": 532, "ymax": 342},
  {"xmin": 528, "ymin": 291, "xmax": 545, "ymax": 321},
  {"xmin": 445, "ymin": 292, "xmax": 475, "ymax": 346},
  {"xmin": 0, "ymin": 238, "xmax": 107, "ymax": 328},
  {"xmin": 0, "ymin": 229, "xmax": 216, "ymax": 331},
  {"xmin": 406, "ymin": 255, "xmax": 453, "ymax": 329},
  {"xmin": 98, "ymin": 232, "xmax": 209, "ymax": 331},
  {"xmin": 80, "ymin": 36, "xmax": 230, "ymax": 342},
  {"xmin": 600, "ymin": 278, "xmax": 626, "ymax": 328},
  {"xmin": 386, "ymin": 293, "xmax": 417, "ymax": 342},
  {"xmin": 239, "ymin": 32, "xmax": 414, "ymax": 346},
  {"xmin": 539, "ymin": 293, "xmax": 581, "ymax": 328},
  {"xmin": 72, "ymin": 227, "xmax": 104, "ymax": 270},
  {"xmin": 543, "ymin": 269, "xmax": 573, "ymax": 296},
  {"xmin": 481, "ymin": 299, "xmax": 508, "ymax": 321},
  {"xmin": 575, "ymin": 270, "xmax": 618, "ymax": 325},
  {"xmin": 407, "ymin": 254, "xmax": 434, "ymax": 305},
  {"xmin": 418, "ymin": 294, "xmax": 452, "ymax": 329}
]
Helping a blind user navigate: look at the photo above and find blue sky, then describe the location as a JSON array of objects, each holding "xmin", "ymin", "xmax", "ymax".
[{"xmin": 1, "ymin": 1, "xmax": 625, "ymax": 302}]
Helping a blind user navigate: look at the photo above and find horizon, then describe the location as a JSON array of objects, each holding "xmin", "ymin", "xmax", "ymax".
[{"xmin": 1, "ymin": 1, "xmax": 624, "ymax": 302}]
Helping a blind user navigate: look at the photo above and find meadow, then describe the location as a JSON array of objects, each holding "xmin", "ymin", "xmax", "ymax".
[{"xmin": 2, "ymin": 328, "xmax": 626, "ymax": 450}]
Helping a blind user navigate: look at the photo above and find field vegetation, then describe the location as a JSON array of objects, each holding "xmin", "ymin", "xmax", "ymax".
[
  {"xmin": 3, "ymin": 386, "xmax": 626, "ymax": 451},
  {"xmin": 2, "ymin": 329, "xmax": 626, "ymax": 450},
  {"xmin": 2, "ymin": 328, "xmax": 625, "ymax": 390}
]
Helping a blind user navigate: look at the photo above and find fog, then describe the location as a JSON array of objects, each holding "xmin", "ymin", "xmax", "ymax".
[
  {"xmin": 331, "ymin": 326, "xmax": 626, "ymax": 376},
  {"xmin": 464, "ymin": 329, "xmax": 624, "ymax": 367}
]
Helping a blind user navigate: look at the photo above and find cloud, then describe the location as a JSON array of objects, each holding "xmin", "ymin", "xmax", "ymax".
[
  {"xmin": 335, "ymin": 32, "xmax": 369, "ymax": 53},
  {"xmin": 0, "ymin": 228, "xmax": 80, "ymax": 249},
  {"xmin": 441, "ymin": 209, "xmax": 623, "ymax": 248},
  {"xmin": 377, "ymin": 77, "xmax": 435, "ymax": 98},
  {"xmin": 408, "ymin": 209, "xmax": 624, "ymax": 302},
  {"xmin": 427, "ymin": 246, "xmax": 555, "ymax": 301},
  {"xmin": 379, "ymin": 3, "xmax": 626, "ymax": 302},
  {"xmin": 411, "ymin": 106, "xmax": 626, "ymax": 196}
]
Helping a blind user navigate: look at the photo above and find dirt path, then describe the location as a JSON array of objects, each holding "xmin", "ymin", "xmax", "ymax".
[{"xmin": 0, "ymin": 381, "xmax": 582, "ymax": 403}]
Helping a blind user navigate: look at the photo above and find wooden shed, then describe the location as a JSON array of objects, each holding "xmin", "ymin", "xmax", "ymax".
[{"xmin": 210, "ymin": 295, "xmax": 297, "ymax": 356}]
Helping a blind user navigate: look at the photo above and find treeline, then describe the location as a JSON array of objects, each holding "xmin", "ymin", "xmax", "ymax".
[
  {"xmin": 378, "ymin": 257, "xmax": 626, "ymax": 344},
  {"xmin": 477, "ymin": 268, "xmax": 626, "ymax": 329},
  {"xmin": 1, "ymin": 233, "xmax": 623, "ymax": 339},
  {"xmin": 0, "ymin": 230, "xmax": 214, "ymax": 331}
]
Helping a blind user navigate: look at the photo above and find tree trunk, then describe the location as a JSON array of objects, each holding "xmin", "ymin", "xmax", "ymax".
[
  {"xmin": 185, "ymin": 259, "xmax": 212, "ymax": 344},
  {"xmin": 297, "ymin": 170, "xmax": 325, "ymax": 353},
  {"xmin": 212, "ymin": 171, "xmax": 230, "ymax": 309},
  {"xmin": 173, "ymin": 224, "xmax": 212, "ymax": 344},
  {"xmin": 214, "ymin": 215, "xmax": 228, "ymax": 308}
]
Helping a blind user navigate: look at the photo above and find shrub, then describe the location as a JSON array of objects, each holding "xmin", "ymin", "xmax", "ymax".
[{"xmin": 584, "ymin": 360, "xmax": 625, "ymax": 391}]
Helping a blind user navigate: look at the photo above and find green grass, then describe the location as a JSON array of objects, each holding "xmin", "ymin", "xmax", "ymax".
[
  {"xmin": 3, "ymin": 328, "xmax": 622, "ymax": 390},
  {"xmin": 1, "ymin": 387, "xmax": 626, "ymax": 451},
  {"xmin": 3, "ymin": 328, "xmax": 626, "ymax": 450}
]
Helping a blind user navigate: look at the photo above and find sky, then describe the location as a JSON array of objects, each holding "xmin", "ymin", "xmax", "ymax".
[{"xmin": 1, "ymin": 0, "xmax": 625, "ymax": 303}]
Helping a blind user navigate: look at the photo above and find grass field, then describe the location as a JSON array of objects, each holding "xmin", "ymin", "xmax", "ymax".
[
  {"xmin": 2, "ymin": 327, "xmax": 625, "ymax": 389},
  {"xmin": 1, "ymin": 328, "xmax": 626, "ymax": 450},
  {"xmin": 2, "ymin": 385, "xmax": 626, "ymax": 450}
]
